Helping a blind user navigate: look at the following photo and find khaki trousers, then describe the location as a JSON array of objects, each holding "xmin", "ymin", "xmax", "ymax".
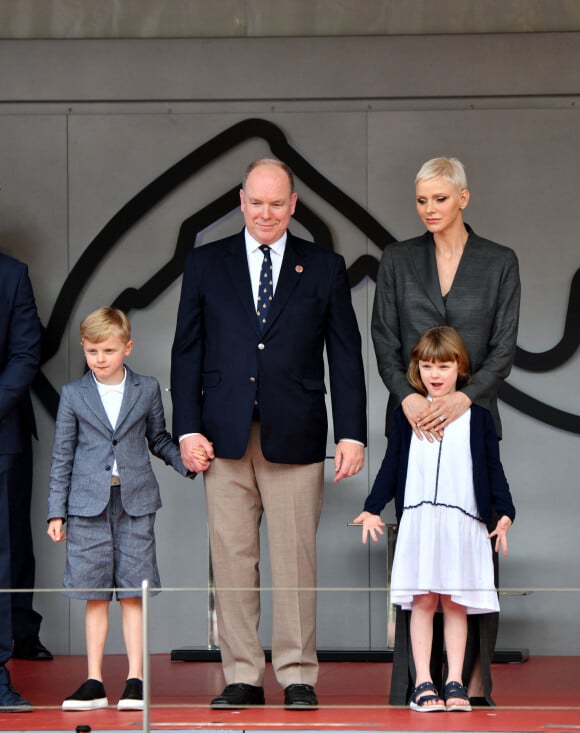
[{"xmin": 204, "ymin": 422, "xmax": 324, "ymax": 688}]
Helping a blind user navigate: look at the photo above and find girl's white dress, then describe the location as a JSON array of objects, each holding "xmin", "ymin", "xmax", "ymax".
[{"xmin": 390, "ymin": 408, "xmax": 499, "ymax": 614}]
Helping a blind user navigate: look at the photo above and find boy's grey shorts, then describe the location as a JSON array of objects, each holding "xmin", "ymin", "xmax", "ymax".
[{"xmin": 64, "ymin": 486, "xmax": 161, "ymax": 601}]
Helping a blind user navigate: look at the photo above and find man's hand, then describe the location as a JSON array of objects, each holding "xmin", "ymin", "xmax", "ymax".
[
  {"xmin": 334, "ymin": 441, "xmax": 365, "ymax": 483},
  {"xmin": 180, "ymin": 434, "xmax": 214, "ymax": 473}
]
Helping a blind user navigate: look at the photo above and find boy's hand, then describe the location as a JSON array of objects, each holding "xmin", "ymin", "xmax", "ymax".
[
  {"xmin": 352, "ymin": 511, "xmax": 385, "ymax": 544},
  {"xmin": 180, "ymin": 434, "xmax": 214, "ymax": 472},
  {"xmin": 47, "ymin": 518, "xmax": 66, "ymax": 543},
  {"xmin": 488, "ymin": 515, "xmax": 512, "ymax": 556}
]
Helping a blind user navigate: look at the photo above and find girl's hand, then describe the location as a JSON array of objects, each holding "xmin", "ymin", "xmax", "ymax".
[
  {"xmin": 352, "ymin": 511, "xmax": 385, "ymax": 544},
  {"xmin": 488, "ymin": 515, "xmax": 512, "ymax": 556},
  {"xmin": 47, "ymin": 518, "xmax": 66, "ymax": 543}
]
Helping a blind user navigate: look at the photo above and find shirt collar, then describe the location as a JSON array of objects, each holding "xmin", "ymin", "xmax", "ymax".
[
  {"xmin": 92, "ymin": 368, "xmax": 127, "ymax": 394},
  {"xmin": 244, "ymin": 228, "xmax": 287, "ymax": 257}
]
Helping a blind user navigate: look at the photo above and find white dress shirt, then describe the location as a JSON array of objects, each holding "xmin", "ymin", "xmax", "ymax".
[{"xmin": 245, "ymin": 228, "xmax": 286, "ymax": 306}]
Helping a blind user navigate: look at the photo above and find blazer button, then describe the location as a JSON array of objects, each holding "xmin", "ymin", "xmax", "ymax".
[
  {"xmin": 105, "ymin": 465, "xmax": 111, "ymax": 471},
  {"xmin": 257, "ymin": 343, "xmax": 265, "ymax": 350},
  {"xmin": 112, "ymin": 439, "xmax": 118, "ymax": 445},
  {"xmin": 249, "ymin": 377, "xmax": 256, "ymax": 383}
]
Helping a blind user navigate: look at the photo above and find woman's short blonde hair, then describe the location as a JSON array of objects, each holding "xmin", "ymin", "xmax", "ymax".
[
  {"xmin": 415, "ymin": 157, "xmax": 468, "ymax": 194},
  {"xmin": 407, "ymin": 326, "xmax": 471, "ymax": 394},
  {"xmin": 80, "ymin": 307, "xmax": 131, "ymax": 344}
]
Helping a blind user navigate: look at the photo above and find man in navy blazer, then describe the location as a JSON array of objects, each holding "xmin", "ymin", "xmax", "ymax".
[
  {"xmin": 0, "ymin": 252, "xmax": 41, "ymax": 711},
  {"xmin": 171, "ymin": 158, "xmax": 367, "ymax": 708}
]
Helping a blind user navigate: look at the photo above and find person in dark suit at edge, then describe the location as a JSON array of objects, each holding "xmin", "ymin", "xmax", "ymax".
[
  {"xmin": 9, "ymin": 349, "xmax": 53, "ymax": 661},
  {"xmin": 171, "ymin": 158, "xmax": 367, "ymax": 709},
  {"xmin": 371, "ymin": 157, "xmax": 520, "ymax": 706},
  {"xmin": 0, "ymin": 251, "xmax": 43, "ymax": 710}
]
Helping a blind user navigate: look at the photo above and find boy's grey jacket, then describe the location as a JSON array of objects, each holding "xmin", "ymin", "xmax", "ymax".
[{"xmin": 48, "ymin": 366, "xmax": 188, "ymax": 520}]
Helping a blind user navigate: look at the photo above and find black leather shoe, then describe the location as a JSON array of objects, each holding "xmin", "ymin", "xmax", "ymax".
[
  {"xmin": 210, "ymin": 683, "xmax": 265, "ymax": 708},
  {"xmin": 12, "ymin": 637, "xmax": 53, "ymax": 661},
  {"xmin": 284, "ymin": 683, "xmax": 318, "ymax": 709},
  {"xmin": 0, "ymin": 666, "xmax": 33, "ymax": 712}
]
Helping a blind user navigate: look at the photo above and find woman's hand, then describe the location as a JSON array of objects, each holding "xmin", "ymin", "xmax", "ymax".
[
  {"xmin": 401, "ymin": 393, "xmax": 433, "ymax": 440},
  {"xmin": 416, "ymin": 391, "xmax": 472, "ymax": 438},
  {"xmin": 488, "ymin": 515, "xmax": 512, "ymax": 556},
  {"xmin": 352, "ymin": 511, "xmax": 385, "ymax": 544}
]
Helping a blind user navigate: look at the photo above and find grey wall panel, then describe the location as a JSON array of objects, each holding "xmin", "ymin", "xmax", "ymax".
[
  {"xmin": 2, "ymin": 0, "xmax": 580, "ymax": 39},
  {"xmin": 0, "ymin": 115, "xmax": 70, "ymax": 653},
  {"xmin": 1, "ymin": 34, "xmax": 579, "ymax": 102}
]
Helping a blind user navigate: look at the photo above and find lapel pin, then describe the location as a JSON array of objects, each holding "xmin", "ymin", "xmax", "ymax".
[{"xmin": 295, "ymin": 265, "xmax": 304, "ymax": 273}]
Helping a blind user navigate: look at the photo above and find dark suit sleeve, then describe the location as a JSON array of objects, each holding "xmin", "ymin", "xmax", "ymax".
[
  {"xmin": 325, "ymin": 254, "xmax": 367, "ymax": 444},
  {"xmin": 363, "ymin": 410, "xmax": 406, "ymax": 515},
  {"xmin": 462, "ymin": 248, "xmax": 520, "ymax": 406},
  {"xmin": 0, "ymin": 262, "xmax": 41, "ymax": 421},
  {"xmin": 482, "ymin": 410, "xmax": 516, "ymax": 522},
  {"xmin": 170, "ymin": 247, "xmax": 204, "ymax": 438},
  {"xmin": 371, "ymin": 246, "xmax": 415, "ymax": 405}
]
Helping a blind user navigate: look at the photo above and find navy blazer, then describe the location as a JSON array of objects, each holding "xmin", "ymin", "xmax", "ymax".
[
  {"xmin": 364, "ymin": 405, "xmax": 515, "ymax": 526},
  {"xmin": 48, "ymin": 367, "xmax": 189, "ymax": 520},
  {"xmin": 0, "ymin": 253, "xmax": 41, "ymax": 456},
  {"xmin": 171, "ymin": 230, "xmax": 367, "ymax": 464}
]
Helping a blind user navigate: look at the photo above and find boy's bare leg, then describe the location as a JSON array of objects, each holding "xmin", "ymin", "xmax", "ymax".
[
  {"xmin": 120, "ymin": 597, "xmax": 143, "ymax": 680},
  {"xmin": 86, "ymin": 600, "xmax": 109, "ymax": 681}
]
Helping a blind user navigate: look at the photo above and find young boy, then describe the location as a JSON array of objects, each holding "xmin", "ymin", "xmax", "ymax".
[{"xmin": 47, "ymin": 307, "xmax": 204, "ymax": 711}]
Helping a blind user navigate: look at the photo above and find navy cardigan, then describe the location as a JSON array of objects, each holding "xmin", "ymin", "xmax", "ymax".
[{"xmin": 364, "ymin": 405, "xmax": 515, "ymax": 526}]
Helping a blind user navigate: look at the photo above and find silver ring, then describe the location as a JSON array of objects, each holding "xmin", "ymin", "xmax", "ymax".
[{"xmin": 439, "ymin": 415, "xmax": 445, "ymax": 423}]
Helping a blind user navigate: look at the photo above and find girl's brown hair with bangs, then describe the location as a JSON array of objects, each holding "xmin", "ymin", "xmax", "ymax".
[{"xmin": 407, "ymin": 326, "xmax": 471, "ymax": 395}]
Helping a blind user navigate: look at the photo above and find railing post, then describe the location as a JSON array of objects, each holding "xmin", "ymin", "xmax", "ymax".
[{"xmin": 142, "ymin": 579, "xmax": 150, "ymax": 733}]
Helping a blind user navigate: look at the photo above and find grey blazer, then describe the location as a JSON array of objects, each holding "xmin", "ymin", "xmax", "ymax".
[
  {"xmin": 371, "ymin": 225, "xmax": 520, "ymax": 438},
  {"xmin": 48, "ymin": 366, "xmax": 188, "ymax": 520}
]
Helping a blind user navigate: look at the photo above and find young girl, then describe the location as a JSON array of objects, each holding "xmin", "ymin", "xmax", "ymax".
[{"xmin": 353, "ymin": 326, "xmax": 515, "ymax": 712}]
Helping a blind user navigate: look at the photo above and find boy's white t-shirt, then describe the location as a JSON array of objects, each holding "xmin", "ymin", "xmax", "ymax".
[{"xmin": 93, "ymin": 368, "xmax": 126, "ymax": 479}]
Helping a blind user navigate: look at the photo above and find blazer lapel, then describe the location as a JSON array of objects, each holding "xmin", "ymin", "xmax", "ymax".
[
  {"xmin": 443, "ymin": 225, "xmax": 478, "ymax": 306},
  {"xmin": 409, "ymin": 232, "xmax": 446, "ymax": 318},
  {"xmin": 261, "ymin": 233, "xmax": 303, "ymax": 332},
  {"xmin": 222, "ymin": 232, "xmax": 262, "ymax": 333},
  {"xmin": 114, "ymin": 368, "xmax": 141, "ymax": 432},
  {"xmin": 80, "ymin": 371, "xmax": 113, "ymax": 431}
]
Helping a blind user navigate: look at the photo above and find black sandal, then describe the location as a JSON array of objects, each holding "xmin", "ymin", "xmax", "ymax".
[
  {"xmin": 409, "ymin": 681, "xmax": 445, "ymax": 712},
  {"xmin": 443, "ymin": 681, "xmax": 472, "ymax": 711}
]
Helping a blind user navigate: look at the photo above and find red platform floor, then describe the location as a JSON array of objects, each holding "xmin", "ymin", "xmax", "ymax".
[{"xmin": 2, "ymin": 654, "xmax": 579, "ymax": 732}]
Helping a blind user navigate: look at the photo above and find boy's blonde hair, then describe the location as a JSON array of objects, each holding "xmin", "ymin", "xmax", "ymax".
[
  {"xmin": 80, "ymin": 307, "xmax": 131, "ymax": 344},
  {"xmin": 407, "ymin": 326, "xmax": 470, "ymax": 395}
]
